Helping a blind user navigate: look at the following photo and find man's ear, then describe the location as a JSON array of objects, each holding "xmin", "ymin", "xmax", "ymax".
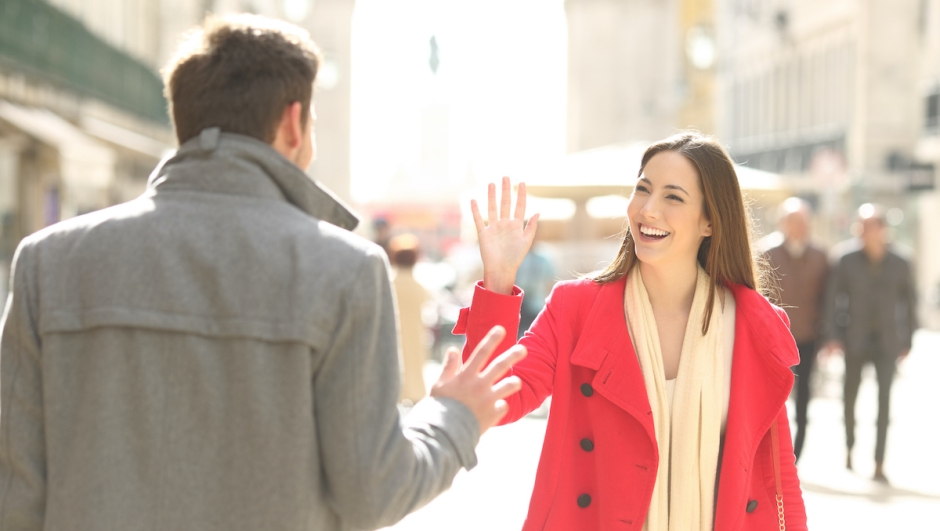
[
  {"xmin": 283, "ymin": 101, "xmax": 304, "ymax": 148},
  {"xmin": 271, "ymin": 101, "xmax": 304, "ymax": 158}
]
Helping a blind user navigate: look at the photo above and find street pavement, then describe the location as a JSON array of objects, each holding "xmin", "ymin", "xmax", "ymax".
[{"xmin": 381, "ymin": 330, "xmax": 940, "ymax": 530}]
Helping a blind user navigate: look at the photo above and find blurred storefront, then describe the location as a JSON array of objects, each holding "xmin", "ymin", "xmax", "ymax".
[{"xmin": 0, "ymin": 0, "xmax": 178, "ymax": 300}]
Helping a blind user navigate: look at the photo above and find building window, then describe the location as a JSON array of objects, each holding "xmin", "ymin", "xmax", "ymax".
[{"xmin": 927, "ymin": 90, "xmax": 939, "ymax": 133}]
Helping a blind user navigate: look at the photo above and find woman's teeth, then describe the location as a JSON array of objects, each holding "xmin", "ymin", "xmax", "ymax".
[{"xmin": 640, "ymin": 225, "xmax": 669, "ymax": 238}]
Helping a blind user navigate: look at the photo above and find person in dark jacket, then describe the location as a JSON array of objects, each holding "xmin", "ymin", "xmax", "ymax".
[
  {"xmin": 824, "ymin": 203, "xmax": 917, "ymax": 483},
  {"xmin": 765, "ymin": 197, "xmax": 829, "ymax": 461}
]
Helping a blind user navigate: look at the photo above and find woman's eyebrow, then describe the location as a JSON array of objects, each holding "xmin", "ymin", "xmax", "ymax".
[
  {"xmin": 664, "ymin": 184, "xmax": 689, "ymax": 196},
  {"xmin": 639, "ymin": 177, "xmax": 689, "ymax": 196}
]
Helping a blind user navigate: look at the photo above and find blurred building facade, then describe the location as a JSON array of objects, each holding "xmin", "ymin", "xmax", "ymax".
[
  {"xmin": 0, "ymin": 0, "xmax": 180, "ymax": 300},
  {"xmin": 678, "ymin": 0, "xmax": 718, "ymax": 133},
  {"xmin": 0, "ymin": 0, "xmax": 356, "ymax": 302},
  {"xmin": 538, "ymin": 0, "xmax": 725, "ymax": 277},
  {"xmin": 915, "ymin": 0, "xmax": 940, "ymax": 328},
  {"xmin": 565, "ymin": 0, "xmax": 682, "ymax": 152},
  {"xmin": 715, "ymin": 0, "xmax": 940, "ymax": 328}
]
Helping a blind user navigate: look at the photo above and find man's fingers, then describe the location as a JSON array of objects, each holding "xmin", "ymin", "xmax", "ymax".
[
  {"xmin": 514, "ymin": 182, "xmax": 527, "ymax": 221},
  {"xmin": 491, "ymin": 376, "xmax": 523, "ymax": 401},
  {"xmin": 480, "ymin": 345, "xmax": 527, "ymax": 383},
  {"xmin": 492, "ymin": 398, "xmax": 510, "ymax": 421},
  {"xmin": 470, "ymin": 199, "xmax": 486, "ymax": 233},
  {"xmin": 464, "ymin": 325, "xmax": 506, "ymax": 373},
  {"xmin": 438, "ymin": 347, "xmax": 461, "ymax": 381},
  {"xmin": 487, "ymin": 182, "xmax": 497, "ymax": 224},
  {"xmin": 500, "ymin": 176, "xmax": 512, "ymax": 220}
]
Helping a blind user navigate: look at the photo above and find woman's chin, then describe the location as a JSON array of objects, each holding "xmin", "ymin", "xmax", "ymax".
[
  {"xmin": 633, "ymin": 247, "xmax": 663, "ymax": 267},
  {"xmin": 634, "ymin": 247, "xmax": 693, "ymax": 270}
]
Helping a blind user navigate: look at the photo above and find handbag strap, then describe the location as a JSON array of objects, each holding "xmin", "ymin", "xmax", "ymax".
[{"xmin": 770, "ymin": 420, "xmax": 786, "ymax": 531}]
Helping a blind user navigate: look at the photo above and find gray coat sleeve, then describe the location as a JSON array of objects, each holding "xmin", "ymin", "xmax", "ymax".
[
  {"xmin": 0, "ymin": 243, "xmax": 46, "ymax": 531},
  {"xmin": 313, "ymin": 248, "xmax": 480, "ymax": 530}
]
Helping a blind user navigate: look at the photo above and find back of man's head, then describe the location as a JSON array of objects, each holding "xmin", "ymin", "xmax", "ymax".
[{"xmin": 162, "ymin": 14, "xmax": 320, "ymax": 145}]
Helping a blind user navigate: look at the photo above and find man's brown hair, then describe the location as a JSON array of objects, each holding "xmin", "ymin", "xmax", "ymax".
[
  {"xmin": 594, "ymin": 131, "xmax": 773, "ymax": 333},
  {"xmin": 162, "ymin": 14, "xmax": 320, "ymax": 145}
]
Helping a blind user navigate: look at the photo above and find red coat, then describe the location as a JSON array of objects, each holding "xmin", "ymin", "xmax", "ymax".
[{"xmin": 454, "ymin": 277, "xmax": 807, "ymax": 531}]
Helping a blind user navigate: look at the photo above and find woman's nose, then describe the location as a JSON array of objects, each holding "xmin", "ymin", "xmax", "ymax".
[{"xmin": 639, "ymin": 197, "xmax": 660, "ymax": 219}]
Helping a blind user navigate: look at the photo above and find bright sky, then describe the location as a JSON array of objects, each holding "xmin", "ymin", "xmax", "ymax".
[{"xmin": 349, "ymin": 0, "xmax": 567, "ymax": 204}]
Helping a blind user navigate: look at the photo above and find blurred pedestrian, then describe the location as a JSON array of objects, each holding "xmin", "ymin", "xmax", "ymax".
[
  {"xmin": 0, "ymin": 14, "xmax": 525, "ymax": 531},
  {"xmin": 390, "ymin": 234, "xmax": 431, "ymax": 405},
  {"xmin": 373, "ymin": 216, "xmax": 392, "ymax": 256},
  {"xmin": 514, "ymin": 231, "xmax": 555, "ymax": 339},
  {"xmin": 765, "ymin": 197, "xmax": 829, "ymax": 461},
  {"xmin": 456, "ymin": 132, "xmax": 807, "ymax": 530},
  {"xmin": 824, "ymin": 203, "xmax": 918, "ymax": 483}
]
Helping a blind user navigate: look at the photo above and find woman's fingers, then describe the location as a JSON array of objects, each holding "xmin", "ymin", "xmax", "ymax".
[
  {"xmin": 500, "ymin": 176, "xmax": 512, "ymax": 220},
  {"xmin": 481, "ymin": 345, "xmax": 527, "ymax": 383},
  {"xmin": 487, "ymin": 182, "xmax": 497, "ymax": 224},
  {"xmin": 464, "ymin": 325, "xmax": 506, "ymax": 374},
  {"xmin": 479, "ymin": 177, "xmax": 531, "ymax": 227},
  {"xmin": 514, "ymin": 182, "xmax": 527, "ymax": 221},
  {"xmin": 523, "ymin": 213, "xmax": 540, "ymax": 245},
  {"xmin": 470, "ymin": 199, "xmax": 486, "ymax": 233}
]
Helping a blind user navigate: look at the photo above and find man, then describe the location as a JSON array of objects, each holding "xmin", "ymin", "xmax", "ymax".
[
  {"xmin": 824, "ymin": 203, "xmax": 917, "ymax": 483},
  {"xmin": 766, "ymin": 197, "xmax": 829, "ymax": 462},
  {"xmin": 0, "ymin": 15, "xmax": 524, "ymax": 531}
]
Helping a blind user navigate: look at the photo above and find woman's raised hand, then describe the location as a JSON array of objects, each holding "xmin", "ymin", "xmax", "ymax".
[{"xmin": 470, "ymin": 177, "xmax": 539, "ymax": 295}]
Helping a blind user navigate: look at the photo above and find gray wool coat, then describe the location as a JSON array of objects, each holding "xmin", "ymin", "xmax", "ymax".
[{"xmin": 0, "ymin": 129, "xmax": 480, "ymax": 531}]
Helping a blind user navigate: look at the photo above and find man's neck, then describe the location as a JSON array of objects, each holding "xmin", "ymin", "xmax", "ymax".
[
  {"xmin": 863, "ymin": 242, "xmax": 887, "ymax": 263},
  {"xmin": 784, "ymin": 238, "xmax": 807, "ymax": 258}
]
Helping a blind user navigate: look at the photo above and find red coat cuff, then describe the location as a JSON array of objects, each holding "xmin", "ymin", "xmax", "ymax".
[{"xmin": 452, "ymin": 281, "xmax": 523, "ymax": 361}]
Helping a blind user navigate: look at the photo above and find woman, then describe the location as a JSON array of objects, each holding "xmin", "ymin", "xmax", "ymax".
[{"xmin": 454, "ymin": 132, "xmax": 807, "ymax": 530}]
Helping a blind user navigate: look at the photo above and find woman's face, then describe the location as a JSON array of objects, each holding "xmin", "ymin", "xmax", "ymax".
[{"xmin": 627, "ymin": 150, "xmax": 713, "ymax": 269}]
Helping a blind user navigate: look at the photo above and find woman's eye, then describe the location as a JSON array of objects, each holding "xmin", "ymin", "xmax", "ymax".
[
  {"xmin": 667, "ymin": 194, "xmax": 684, "ymax": 202},
  {"xmin": 635, "ymin": 185, "xmax": 649, "ymax": 194}
]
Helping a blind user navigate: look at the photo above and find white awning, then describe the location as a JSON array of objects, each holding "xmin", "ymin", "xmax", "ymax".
[
  {"xmin": 0, "ymin": 100, "xmax": 115, "ymax": 188},
  {"xmin": 521, "ymin": 141, "xmax": 785, "ymax": 199},
  {"xmin": 81, "ymin": 115, "xmax": 173, "ymax": 160}
]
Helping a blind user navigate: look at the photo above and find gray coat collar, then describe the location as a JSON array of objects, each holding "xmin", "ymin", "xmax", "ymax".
[{"xmin": 147, "ymin": 128, "xmax": 359, "ymax": 231}]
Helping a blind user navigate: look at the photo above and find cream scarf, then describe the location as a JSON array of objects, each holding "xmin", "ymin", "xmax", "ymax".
[{"xmin": 624, "ymin": 265, "xmax": 723, "ymax": 531}]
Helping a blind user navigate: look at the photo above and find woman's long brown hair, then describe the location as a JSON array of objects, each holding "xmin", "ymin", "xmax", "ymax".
[{"xmin": 593, "ymin": 131, "xmax": 772, "ymax": 334}]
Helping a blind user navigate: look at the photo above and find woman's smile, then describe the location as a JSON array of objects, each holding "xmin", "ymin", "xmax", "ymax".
[{"xmin": 637, "ymin": 223, "xmax": 671, "ymax": 242}]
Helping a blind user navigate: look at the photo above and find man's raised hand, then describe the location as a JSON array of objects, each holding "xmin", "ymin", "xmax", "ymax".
[{"xmin": 430, "ymin": 325, "xmax": 526, "ymax": 434}]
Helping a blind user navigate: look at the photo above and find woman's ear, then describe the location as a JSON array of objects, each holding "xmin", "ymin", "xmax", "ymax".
[{"xmin": 702, "ymin": 221, "xmax": 713, "ymax": 238}]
